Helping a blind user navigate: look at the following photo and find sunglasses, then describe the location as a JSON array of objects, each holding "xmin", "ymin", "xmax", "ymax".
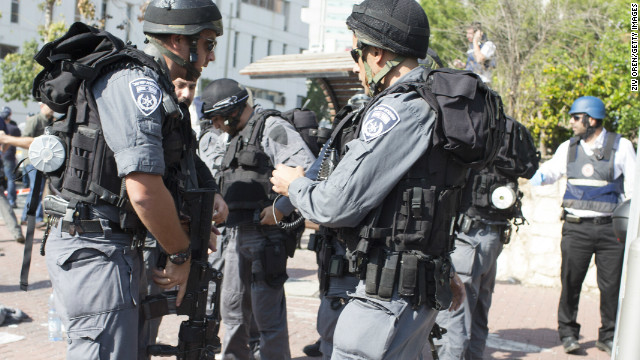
[
  {"xmin": 571, "ymin": 114, "xmax": 584, "ymax": 121},
  {"xmin": 200, "ymin": 37, "xmax": 217, "ymax": 52},
  {"xmin": 350, "ymin": 44, "xmax": 368, "ymax": 63}
]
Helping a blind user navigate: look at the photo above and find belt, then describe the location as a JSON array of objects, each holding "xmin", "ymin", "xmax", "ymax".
[
  {"xmin": 564, "ymin": 213, "xmax": 612, "ymax": 225},
  {"xmin": 51, "ymin": 216, "xmax": 125, "ymax": 235}
]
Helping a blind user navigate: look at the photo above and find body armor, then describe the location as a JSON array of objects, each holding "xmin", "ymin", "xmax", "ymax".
[
  {"xmin": 563, "ymin": 132, "xmax": 623, "ymax": 213},
  {"xmin": 460, "ymin": 167, "xmax": 521, "ymax": 223},
  {"xmin": 219, "ymin": 109, "xmax": 280, "ymax": 225},
  {"xmin": 43, "ymin": 47, "xmax": 193, "ymax": 233}
]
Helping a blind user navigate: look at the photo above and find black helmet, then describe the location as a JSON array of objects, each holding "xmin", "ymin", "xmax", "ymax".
[
  {"xmin": 613, "ymin": 199, "xmax": 632, "ymax": 242},
  {"xmin": 346, "ymin": 0, "xmax": 430, "ymax": 59},
  {"xmin": 144, "ymin": 0, "xmax": 223, "ymax": 36},
  {"xmin": 201, "ymin": 78, "xmax": 249, "ymax": 119}
]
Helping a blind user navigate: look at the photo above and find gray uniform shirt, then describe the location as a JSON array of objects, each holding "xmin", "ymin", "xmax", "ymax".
[
  {"xmin": 288, "ymin": 66, "xmax": 436, "ymax": 228},
  {"xmin": 92, "ymin": 66, "xmax": 166, "ymax": 177}
]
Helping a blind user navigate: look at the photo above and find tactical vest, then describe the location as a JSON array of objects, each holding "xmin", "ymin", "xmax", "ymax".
[
  {"xmin": 219, "ymin": 109, "xmax": 280, "ymax": 225},
  {"xmin": 459, "ymin": 167, "xmax": 521, "ymax": 222},
  {"xmin": 326, "ymin": 82, "xmax": 468, "ymax": 309},
  {"xmin": 44, "ymin": 49, "xmax": 190, "ymax": 231},
  {"xmin": 563, "ymin": 132, "xmax": 623, "ymax": 213}
]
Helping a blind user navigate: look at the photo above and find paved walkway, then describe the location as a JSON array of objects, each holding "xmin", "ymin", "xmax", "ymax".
[{"xmin": 0, "ymin": 211, "xmax": 612, "ymax": 359}]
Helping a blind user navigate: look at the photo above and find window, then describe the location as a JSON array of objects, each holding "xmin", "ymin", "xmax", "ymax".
[
  {"xmin": 233, "ymin": 32, "xmax": 239, "ymax": 68},
  {"xmin": 11, "ymin": 0, "xmax": 19, "ymax": 23},
  {"xmin": 0, "ymin": 44, "xmax": 18, "ymax": 60},
  {"xmin": 250, "ymin": 36, "xmax": 256, "ymax": 63},
  {"xmin": 282, "ymin": 44, "xmax": 287, "ymax": 55},
  {"xmin": 102, "ymin": 0, "xmax": 108, "ymax": 25},
  {"xmin": 267, "ymin": 40, "xmax": 272, "ymax": 56},
  {"xmin": 125, "ymin": 3, "xmax": 132, "ymax": 43},
  {"xmin": 241, "ymin": 0, "xmax": 283, "ymax": 13},
  {"xmin": 283, "ymin": 1, "xmax": 290, "ymax": 31}
]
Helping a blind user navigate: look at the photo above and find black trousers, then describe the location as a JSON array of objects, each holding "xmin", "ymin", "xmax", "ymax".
[{"xmin": 557, "ymin": 220, "xmax": 625, "ymax": 342}]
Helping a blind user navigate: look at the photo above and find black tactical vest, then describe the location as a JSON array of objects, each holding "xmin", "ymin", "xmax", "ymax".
[
  {"xmin": 219, "ymin": 109, "xmax": 281, "ymax": 225},
  {"xmin": 459, "ymin": 167, "xmax": 521, "ymax": 222},
  {"xmin": 46, "ymin": 50, "xmax": 189, "ymax": 230}
]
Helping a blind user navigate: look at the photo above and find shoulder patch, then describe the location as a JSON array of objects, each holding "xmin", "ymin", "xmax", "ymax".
[
  {"xmin": 361, "ymin": 104, "xmax": 400, "ymax": 142},
  {"xmin": 129, "ymin": 78, "xmax": 162, "ymax": 116},
  {"xmin": 268, "ymin": 125, "xmax": 288, "ymax": 145}
]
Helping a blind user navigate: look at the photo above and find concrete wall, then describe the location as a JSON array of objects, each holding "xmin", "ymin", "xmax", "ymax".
[{"xmin": 496, "ymin": 178, "xmax": 601, "ymax": 293}]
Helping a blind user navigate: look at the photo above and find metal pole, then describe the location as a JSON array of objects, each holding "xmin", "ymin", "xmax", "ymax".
[{"xmin": 612, "ymin": 127, "xmax": 640, "ymax": 359}]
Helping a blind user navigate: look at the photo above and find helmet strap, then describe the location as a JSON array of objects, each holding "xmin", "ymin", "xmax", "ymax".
[
  {"xmin": 364, "ymin": 55, "xmax": 405, "ymax": 95},
  {"xmin": 147, "ymin": 37, "xmax": 201, "ymax": 81}
]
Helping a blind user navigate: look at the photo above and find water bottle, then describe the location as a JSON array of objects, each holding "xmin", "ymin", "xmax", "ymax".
[{"xmin": 48, "ymin": 292, "xmax": 63, "ymax": 341}]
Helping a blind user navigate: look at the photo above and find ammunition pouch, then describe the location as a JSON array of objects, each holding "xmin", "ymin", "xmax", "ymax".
[{"xmin": 362, "ymin": 249, "xmax": 453, "ymax": 310}]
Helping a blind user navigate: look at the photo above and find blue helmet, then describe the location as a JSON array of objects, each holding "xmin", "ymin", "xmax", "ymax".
[{"xmin": 569, "ymin": 96, "xmax": 605, "ymax": 120}]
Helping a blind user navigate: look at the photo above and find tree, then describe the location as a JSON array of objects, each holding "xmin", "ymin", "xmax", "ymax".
[
  {"xmin": 534, "ymin": 0, "xmax": 639, "ymax": 150},
  {"xmin": 419, "ymin": 0, "xmax": 472, "ymax": 65}
]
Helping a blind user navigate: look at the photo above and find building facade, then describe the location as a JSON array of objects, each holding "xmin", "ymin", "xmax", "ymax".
[{"xmin": 0, "ymin": 0, "xmax": 309, "ymax": 123}]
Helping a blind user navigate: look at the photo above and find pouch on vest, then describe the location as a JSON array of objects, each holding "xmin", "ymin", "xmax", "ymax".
[
  {"xmin": 423, "ymin": 257, "xmax": 452, "ymax": 311},
  {"xmin": 424, "ymin": 68, "xmax": 506, "ymax": 170}
]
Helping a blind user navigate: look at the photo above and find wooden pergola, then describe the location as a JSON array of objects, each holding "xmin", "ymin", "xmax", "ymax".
[{"xmin": 239, "ymin": 52, "xmax": 362, "ymax": 117}]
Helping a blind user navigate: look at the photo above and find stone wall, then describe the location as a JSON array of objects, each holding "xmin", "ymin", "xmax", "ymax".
[{"xmin": 496, "ymin": 178, "xmax": 600, "ymax": 292}]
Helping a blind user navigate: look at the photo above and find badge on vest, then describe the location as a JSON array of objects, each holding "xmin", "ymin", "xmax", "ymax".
[
  {"xmin": 582, "ymin": 163, "xmax": 595, "ymax": 177},
  {"xmin": 129, "ymin": 78, "xmax": 162, "ymax": 116},
  {"xmin": 361, "ymin": 104, "xmax": 400, "ymax": 142}
]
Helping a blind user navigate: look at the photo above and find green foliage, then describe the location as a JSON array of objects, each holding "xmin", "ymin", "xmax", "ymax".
[
  {"xmin": 419, "ymin": 0, "xmax": 472, "ymax": 65},
  {"xmin": 302, "ymin": 80, "xmax": 331, "ymax": 124},
  {"xmin": 531, "ymin": 0, "xmax": 639, "ymax": 150},
  {"xmin": 0, "ymin": 40, "xmax": 42, "ymax": 105}
]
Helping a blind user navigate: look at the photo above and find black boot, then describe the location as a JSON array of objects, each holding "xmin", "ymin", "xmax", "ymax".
[{"xmin": 302, "ymin": 339, "xmax": 322, "ymax": 357}]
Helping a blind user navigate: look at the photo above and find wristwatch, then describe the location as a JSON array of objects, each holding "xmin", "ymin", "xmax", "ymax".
[{"xmin": 168, "ymin": 248, "xmax": 191, "ymax": 265}]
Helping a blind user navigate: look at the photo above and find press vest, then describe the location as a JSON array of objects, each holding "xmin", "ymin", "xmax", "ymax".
[{"xmin": 563, "ymin": 132, "xmax": 623, "ymax": 213}]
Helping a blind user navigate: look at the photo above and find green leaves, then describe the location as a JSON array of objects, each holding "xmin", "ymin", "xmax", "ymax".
[{"xmin": 0, "ymin": 40, "xmax": 42, "ymax": 105}]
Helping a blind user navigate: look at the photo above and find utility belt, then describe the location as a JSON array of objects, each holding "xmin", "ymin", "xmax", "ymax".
[
  {"xmin": 309, "ymin": 229, "xmax": 351, "ymax": 294},
  {"xmin": 359, "ymin": 247, "xmax": 453, "ymax": 310},
  {"xmin": 344, "ymin": 242, "xmax": 453, "ymax": 310},
  {"xmin": 43, "ymin": 195, "xmax": 146, "ymax": 248},
  {"xmin": 457, "ymin": 213, "xmax": 513, "ymax": 244},
  {"xmin": 562, "ymin": 211, "xmax": 613, "ymax": 225}
]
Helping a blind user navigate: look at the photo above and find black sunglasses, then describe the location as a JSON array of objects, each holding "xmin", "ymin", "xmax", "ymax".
[
  {"xmin": 200, "ymin": 37, "xmax": 217, "ymax": 52},
  {"xmin": 350, "ymin": 43, "xmax": 368, "ymax": 63},
  {"xmin": 571, "ymin": 114, "xmax": 584, "ymax": 121}
]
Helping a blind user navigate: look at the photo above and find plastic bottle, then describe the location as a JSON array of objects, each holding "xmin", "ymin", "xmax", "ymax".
[{"xmin": 48, "ymin": 292, "xmax": 63, "ymax": 341}]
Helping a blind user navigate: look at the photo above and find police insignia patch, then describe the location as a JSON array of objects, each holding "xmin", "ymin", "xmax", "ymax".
[
  {"xmin": 361, "ymin": 104, "xmax": 400, "ymax": 142},
  {"xmin": 129, "ymin": 78, "xmax": 162, "ymax": 116}
]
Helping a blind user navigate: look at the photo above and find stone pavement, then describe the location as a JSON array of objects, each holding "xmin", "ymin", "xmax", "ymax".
[{"xmin": 0, "ymin": 213, "xmax": 613, "ymax": 359}]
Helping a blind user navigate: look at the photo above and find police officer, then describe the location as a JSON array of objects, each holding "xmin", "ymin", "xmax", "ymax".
[
  {"xmin": 530, "ymin": 96, "xmax": 636, "ymax": 355},
  {"xmin": 271, "ymin": 0, "xmax": 465, "ymax": 358},
  {"xmin": 41, "ymin": 1, "xmax": 227, "ymax": 359},
  {"xmin": 200, "ymin": 78, "xmax": 315, "ymax": 360}
]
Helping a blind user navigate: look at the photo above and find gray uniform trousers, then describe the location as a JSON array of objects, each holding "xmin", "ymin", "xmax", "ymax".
[
  {"xmin": 0, "ymin": 189, "xmax": 22, "ymax": 240},
  {"xmin": 45, "ymin": 221, "xmax": 142, "ymax": 360},
  {"xmin": 332, "ymin": 282, "xmax": 438, "ymax": 360},
  {"xmin": 221, "ymin": 225, "xmax": 291, "ymax": 360},
  {"xmin": 316, "ymin": 237, "xmax": 359, "ymax": 359},
  {"xmin": 433, "ymin": 223, "xmax": 503, "ymax": 360}
]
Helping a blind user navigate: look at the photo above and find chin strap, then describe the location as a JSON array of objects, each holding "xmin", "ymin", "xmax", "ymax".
[
  {"xmin": 147, "ymin": 37, "xmax": 201, "ymax": 81},
  {"xmin": 364, "ymin": 55, "xmax": 405, "ymax": 95}
]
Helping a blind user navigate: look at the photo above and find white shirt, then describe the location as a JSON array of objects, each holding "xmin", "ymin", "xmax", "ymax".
[{"xmin": 535, "ymin": 129, "xmax": 636, "ymax": 217}]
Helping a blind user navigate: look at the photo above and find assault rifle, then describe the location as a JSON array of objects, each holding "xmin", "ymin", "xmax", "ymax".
[{"xmin": 141, "ymin": 189, "xmax": 223, "ymax": 359}]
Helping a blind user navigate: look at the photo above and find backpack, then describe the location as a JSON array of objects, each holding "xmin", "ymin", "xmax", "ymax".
[
  {"xmin": 413, "ymin": 68, "xmax": 506, "ymax": 170},
  {"xmin": 269, "ymin": 108, "xmax": 327, "ymax": 157},
  {"xmin": 32, "ymin": 22, "xmax": 165, "ymax": 114},
  {"xmin": 492, "ymin": 116, "xmax": 540, "ymax": 179}
]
